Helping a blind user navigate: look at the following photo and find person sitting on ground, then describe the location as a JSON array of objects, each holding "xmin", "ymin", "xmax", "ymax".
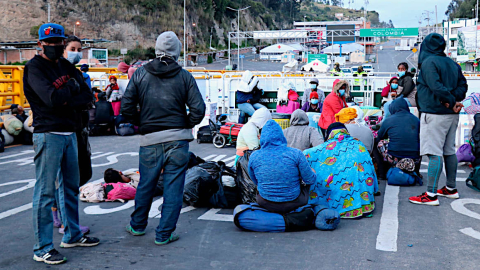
[
  {"xmin": 248, "ymin": 120, "xmax": 317, "ymax": 213},
  {"xmin": 10, "ymin": 104, "xmax": 27, "ymax": 123},
  {"xmin": 381, "ymin": 77, "xmax": 399, "ymax": 104},
  {"xmin": 335, "ymin": 107, "xmax": 374, "ymax": 153},
  {"xmin": 301, "ymin": 91, "xmax": 322, "ymax": 113},
  {"xmin": 236, "ymin": 107, "xmax": 271, "ymax": 157},
  {"xmin": 375, "ymin": 97, "xmax": 421, "ymax": 180},
  {"xmin": 236, "ymin": 70, "xmax": 266, "ymax": 124},
  {"xmin": 396, "ymin": 62, "xmax": 417, "ymax": 107},
  {"xmin": 305, "ymin": 122, "xmax": 377, "ymax": 219},
  {"xmin": 105, "ymin": 75, "xmax": 122, "ymax": 116},
  {"xmin": 302, "ymin": 78, "xmax": 325, "ymax": 107},
  {"xmin": 318, "ymin": 79, "xmax": 350, "ymax": 139},
  {"xmin": 283, "ymin": 109, "xmax": 323, "ymax": 151}
]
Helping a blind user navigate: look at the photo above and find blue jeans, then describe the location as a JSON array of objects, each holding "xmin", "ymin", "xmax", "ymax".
[
  {"xmin": 238, "ymin": 103, "xmax": 266, "ymax": 124},
  {"xmin": 130, "ymin": 140, "xmax": 189, "ymax": 242},
  {"xmin": 32, "ymin": 133, "xmax": 83, "ymax": 257}
]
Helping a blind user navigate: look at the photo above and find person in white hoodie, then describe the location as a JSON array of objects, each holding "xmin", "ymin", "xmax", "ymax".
[
  {"xmin": 236, "ymin": 107, "xmax": 272, "ymax": 157},
  {"xmin": 236, "ymin": 70, "xmax": 266, "ymax": 124}
]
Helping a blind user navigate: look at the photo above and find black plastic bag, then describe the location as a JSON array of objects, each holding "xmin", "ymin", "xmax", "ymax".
[
  {"xmin": 235, "ymin": 150, "xmax": 257, "ymax": 204},
  {"xmin": 183, "ymin": 167, "xmax": 218, "ymax": 206},
  {"xmin": 210, "ymin": 163, "xmax": 239, "ymax": 208}
]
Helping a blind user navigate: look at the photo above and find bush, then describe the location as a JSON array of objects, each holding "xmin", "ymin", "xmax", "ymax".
[{"xmin": 207, "ymin": 55, "xmax": 213, "ymax": 64}]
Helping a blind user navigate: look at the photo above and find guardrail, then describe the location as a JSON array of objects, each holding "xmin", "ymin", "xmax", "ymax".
[{"xmin": 0, "ymin": 66, "xmax": 27, "ymax": 112}]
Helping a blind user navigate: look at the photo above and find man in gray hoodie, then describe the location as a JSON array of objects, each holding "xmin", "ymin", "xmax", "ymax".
[
  {"xmin": 283, "ymin": 109, "xmax": 323, "ymax": 151},
  {"xmin": 121, "ymin": 31, "xmax": 206, "ymax": 244}
]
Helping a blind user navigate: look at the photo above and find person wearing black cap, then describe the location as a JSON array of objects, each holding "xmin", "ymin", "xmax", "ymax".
[
  {"xmin": 80, "ymin": 64, "xmax": 92, "ymax": 89},
  {"xmin": 23, "ymin": 23, "xmax": 99, "ymax": 265}
]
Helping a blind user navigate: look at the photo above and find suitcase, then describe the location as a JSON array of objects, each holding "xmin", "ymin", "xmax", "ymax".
[
  {"xmin": 220, "ymin": 122, "xmax": 243, "ymax": 136},
  {"xmin": 276, "ymin": 101, "xmax": 300, "ymax": 114}
]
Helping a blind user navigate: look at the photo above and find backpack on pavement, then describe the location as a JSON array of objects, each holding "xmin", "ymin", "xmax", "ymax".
[
  {"xmin": 103, "ymin": 183, "xmax": 136, "ymax": 202},
  {"xmin": 386, "ymin": 167, "xmax": 423, "ymax": 186}
]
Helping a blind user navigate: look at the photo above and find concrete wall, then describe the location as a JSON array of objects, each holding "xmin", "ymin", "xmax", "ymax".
[{"xmin": 1, "ymin": 49, "xmax": 38, "ymax": 64}]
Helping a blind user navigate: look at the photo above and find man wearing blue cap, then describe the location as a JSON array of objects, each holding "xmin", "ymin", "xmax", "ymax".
[{"xmin": 23, "ymin": 23, "xmax": 99, "ymax": 265}]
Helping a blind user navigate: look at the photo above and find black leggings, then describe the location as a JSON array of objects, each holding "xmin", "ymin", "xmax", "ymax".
[{"xmin": 256, "ymin": 184, "xmax": 310, "ymax": 214}]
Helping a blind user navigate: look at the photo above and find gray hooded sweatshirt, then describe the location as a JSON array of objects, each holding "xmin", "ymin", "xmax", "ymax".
[{"xmin": 283, "ymin": 110, "xmax": 323, "ymax": 151}]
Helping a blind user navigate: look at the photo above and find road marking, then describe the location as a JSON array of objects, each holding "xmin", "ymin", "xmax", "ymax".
[
  {"xmin": 149, "ymin": 198, "xmax": 163, "ymax": 218},
  {"xmin": 460, "ymin": 227, "xmax": 480, "ymax": 240},
  {"xmin": 376, "ymin": 185, "xmax": 399, "ymax": 252},
  {"xmin": 0, "ymin": 179, "xmax": 36, "ymax": 198},
  {"xmin": 91, "ymin": 152, "xmax": 115, "ymax": 160},
  {"xmin": 222, "ymin": 156, "xmax": 236, "ymax": 163},
  {"xmin": 198, "ymin": 208, "xmax": 233, "ymax": 222},
  {"xmin": 226, "ymin": 161, "xmax": 235, "ymax": 167},
  {"xmin": 451, "ymin": 199, "xmax": 480, "ymax": 241},
  {"xmin": 92, "ymin": 152, "xmax": 139, "ymax": 167},
  {"xmin": 0, "ymin": 150, "xmax": 34, "ymax": 160},
  {"xmin": 211, "ymin": 155, "xmax": 227, "ymax": 162},
  {"xmin": 0, "ymin": 203, "xmax": 32, "ymax": 220},
  {"xmin": 84, "ymin": 200, "xmax": 135, "ymax": 215},
  {"xmin": 419, "ymin": 169, "xmax": 466, "ymax": 174},
  {"xmin": 202, "ymin": 155, "xmax": 217, "ymax": 161}
]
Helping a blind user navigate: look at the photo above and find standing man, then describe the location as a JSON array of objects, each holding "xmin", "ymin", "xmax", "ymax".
[
  {"xmin": 122, "ymin": 31, "xmax": 205, "ymax": 245},
  {"xmin": 409, "ymin": 33, "xmax": 467, "ymax": 206},
  {"xmin": 24, "ymin": 23, "xmax": 99, "ymax": 265}
]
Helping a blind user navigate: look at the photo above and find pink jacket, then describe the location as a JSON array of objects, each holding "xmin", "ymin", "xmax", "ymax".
[{"xmin": 318, "ymin": 79, "xmax": 349, "ymax": 130}]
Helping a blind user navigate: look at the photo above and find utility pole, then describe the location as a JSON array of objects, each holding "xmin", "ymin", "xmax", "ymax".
[
  {"xmin": 364, "ymin": 0, "xmax": 368, "ymax": 61},
  {"xmin": 184, "ymin": 0, "xmax": 187, "ymax": 68},
  {"xmin": 227, "ymin": 6, "xmax": 251, "ymax": 70},
  {"xmin": 48, "ymin": 3, "xmax": 51, "ymax": 22},
  {"xmin": 424, "ymin": 10, "xmax": 433, "ymax": 33},
  {"xmin": 209, "ymin": 27, "xmax": 213, "ymax": 50},
  {"xmin": 435, "ymin": 5, "xmax": 438, "ymax": 33}
]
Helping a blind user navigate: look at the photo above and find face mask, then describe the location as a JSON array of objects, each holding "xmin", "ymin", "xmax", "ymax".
[
  {"xmin": 310, "ymin": 83, "xmax": 317, "ymax": 90},
  {"xmin": 391, "ymin": 83, "xmax": 398, "ymax": 89},
  {"xmin": 43, "ymin": 45, "xmax": 65, "ymax": 61},
  {"xmin": 398, "ymin": 71, "xmax": 406, "ymax": 77},
  {"xmin": 310, "ymin": 99, "xmax": 319, "ymax": 105},
  {"xmin": 339, "ymin": 89, "xmax": 346, "ymax": 96},
  {"xmin": 67, "ymin": 51, "xmax": 82, "ymax": 65}
]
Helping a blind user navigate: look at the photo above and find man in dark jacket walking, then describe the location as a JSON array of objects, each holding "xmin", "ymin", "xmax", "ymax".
[
  {"xmin": 122, "ymin": 31, "xmax": 206, "ymax": 244},
  {"xmin": 24, "ymin": 23, "xmax": 99, "ymax": 265},
  {"xmin": 409, "ymin": 33, "xmax": 467, "ymax": 206}
]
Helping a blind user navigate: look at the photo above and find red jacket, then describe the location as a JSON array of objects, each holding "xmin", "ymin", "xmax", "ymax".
[{"xmin": 319, "ymin": 79, "xmax": 349, "ymax": 130}]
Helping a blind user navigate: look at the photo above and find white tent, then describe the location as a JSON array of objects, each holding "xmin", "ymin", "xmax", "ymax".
[
  {"xmin": 282, "ymin": 61, "xmax": 298, "ymax": 72},
  {"xmin": 322, "ymin": 43, "xmax": 364, "ymax": 54},
  {"xmin": 260, "ymin": 43, "xmax": 299, "ymax": 53},
  {"xmin": 301, "ymin": 60, "xmax": 329, "ymax": 72}
]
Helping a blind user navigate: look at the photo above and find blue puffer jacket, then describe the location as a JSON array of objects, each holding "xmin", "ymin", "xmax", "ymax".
[{"xmin": 248, "ymin": 120, "xmax": 317, "ymax": 202}]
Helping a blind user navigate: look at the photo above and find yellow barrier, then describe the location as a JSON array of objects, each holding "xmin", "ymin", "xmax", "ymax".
[{"xmin": 0, "ymin": 66, "xmax": 27, "ymax": 112}]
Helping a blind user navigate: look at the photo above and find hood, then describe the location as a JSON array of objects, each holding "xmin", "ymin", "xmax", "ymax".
[
  {"xmin": 237, "ymin": 70, "xmax": 259, "ymax": 93},
  {"xmin": 249, "ymin": 107, "xmax": 272, "ymax": 129},
  {"xmin": 260, "ymin": 120, "xmax": 287, "ymax": 148},
  {"xmin": 418, "ymin": 33, "xmax": 446, "ymax": 66},
  {"xmin": 290, "ymin": 109, "xmax": 309, "ymax": 126},
  {"xmin": 155, "ymin": 31, "xmax": 182, "ymax": 61},
  {"xmin": 351, "ymin": 106, "xmax": 365, "ymax": 125},
  {"xmin": 332, "ymin": 79, "xmax": 350, "ymax": 97},
  {"xmin": 389, "ymin": 97, "xmax": 410, "ymax": 115},
  {"xmin": 389, "ymin": 76, "xmax": 398, "ymax": 84},
  {"xmin": 144, "ymin": 58, "xmax": 182, "ymax": 78},
  {"xmin": 118, "ymin": 62, "xmax": 130, "ymax": 73}
]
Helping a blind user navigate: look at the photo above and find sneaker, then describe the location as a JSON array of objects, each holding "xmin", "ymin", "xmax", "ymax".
[
  {"xmin": 60, "ymin": 236, "xmax": 100, "ymax": 248},
  {"xmin": 126, "ymin": 225, "xmax": 145, "ymax": 236},
  {"xmin": 33, "ymin": 249, "xmax": 66, "ymax": 265},
  {"xmin": 409, "ymin": 192, "xmax": 439, "ymax": 206},
  {"xmin": 155, "ymin": 232, "xmax": 179, "ymax": 246},
  {"xmin": 52, "ymin": 210, "xmax": 62, "ymax": 228},
  {"xmin": 59, "ymin": 225, "xmax": 90, "ymax": 235},
  {"xmin": 437, "ymin": 186, "xmax": 460, "ymax": 199}
]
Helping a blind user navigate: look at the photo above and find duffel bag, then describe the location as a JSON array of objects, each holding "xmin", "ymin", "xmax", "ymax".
[
  {"xmin": 313, "ymin": 205, "xmax": 340, "ymax": 231},
  {"xmin": 387, "ymin": 167, "xmax": 422, "ymax": 186},
  {"xmin": 233, "ymin": 203, "xmax": 314, "ymax": 233}
]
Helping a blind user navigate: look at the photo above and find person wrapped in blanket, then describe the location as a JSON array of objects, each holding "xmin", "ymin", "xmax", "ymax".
[
  {"xmin": 374, "ymin": 97, "xmax": 421, "ymax": 180},
  {"xmin": 304, "ymin": 122, "xmax": 378, "ymax": 219}
]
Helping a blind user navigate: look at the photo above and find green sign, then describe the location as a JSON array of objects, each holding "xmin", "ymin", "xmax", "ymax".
[
  {"xmin": 307, "ymin": 54, "xmax": 328, "ymax": 64},
  {"xmin": 360, "ymin": 28, "xmax": 419, "ymax": 37}
]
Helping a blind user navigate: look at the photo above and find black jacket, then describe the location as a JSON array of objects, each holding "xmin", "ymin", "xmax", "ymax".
[
  {"xmin": 376, "ymin": 98, "xmax": 420, "ymax": 158},
  {"xmin": 121, "ymin": 58, "xmax": 206, "ymax": 135},
  {"xmin": 417, "ymin": 33, "xmax": 468, "ymax": 114},
  {"xmin": 23, "ymin": 55, "xmax": 94, "ymax": 133},
  {"xmin": 398, "ymin": 72, "xmax": 415, "ymax": 97}
]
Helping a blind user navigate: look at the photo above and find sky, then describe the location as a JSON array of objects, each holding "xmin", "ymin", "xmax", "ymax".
[{"xmin": 346, "ymin": 0, "xmax": 452, "ymax": 28}]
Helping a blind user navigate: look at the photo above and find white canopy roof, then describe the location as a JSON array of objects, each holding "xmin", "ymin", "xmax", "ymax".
[
  {"xmin": 260, "ymin": 43, "xmax": 298, "ymax": 54},
  {"xmin": 322, "ymin": 43, "xmax": 364, "ymax": 54},
  {"xmin": 301, "ymin": 60, "xmax": 329, "ymax": 72}
]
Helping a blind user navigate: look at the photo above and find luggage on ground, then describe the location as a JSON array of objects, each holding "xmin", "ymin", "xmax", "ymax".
[
  {"xmin": 197, "ymin": 125, "xmax": 214, "ymax": 143},
  {"xmin": 313, "ymin": 205, "xmax": 340, "ymax": 231},
  {"xmin": 457, "ymin": 143, "xmax": 475, "ymax": 163},
  {"xmin": 80, "ymin": 183, "xmax": 105, "ymax": 203},
  {"xmin": 276, "ymin": 101, "xmax": 300, "ymax": 114},
  {"xmin": 220, "ymin": 122, "xmax": 243, "ymax": 136},
  {"xmin": 466, "ymin": 166, "xmax": 480, "ymax": 192},
  {"xmin": 103, "ymin": 183, "xmax": 136, "ymax": 202},
  {"xmin": 1, "ymin": 115, "xmax": 23, "ymax": 136},
  {"xmin": 236, "ymin": 150, "xmax": 257, "ymax": 204},
  {"xmin": 386, "ymin": 167, "xmax": 422, "ymax": 186},
  {"xmin": 233, "ymin": 203, "xmax": 314, "ymax": 232}
]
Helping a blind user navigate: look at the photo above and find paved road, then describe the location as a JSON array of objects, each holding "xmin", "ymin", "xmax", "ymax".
[{"xmin": 1, "ymin": 135, "xmax": 480, "ymax": 269}]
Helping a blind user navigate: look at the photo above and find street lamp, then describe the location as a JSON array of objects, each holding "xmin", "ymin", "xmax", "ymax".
[
  {"xmin": 184, "ymin": 0, "xmax": 186, "ymax": 67},
  {"xmin": 73, "ymin": 21, "xmax": 80, "ymax": 36},
  {"xmin": 227, "ymin": 6, "xmax": 250, "ymax": 69}
]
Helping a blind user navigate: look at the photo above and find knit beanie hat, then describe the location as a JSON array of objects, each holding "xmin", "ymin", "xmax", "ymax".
[
  {"xmin": 155, "ymin": 31, "xmax": 181, "ymax": 61},
  {"xmin": 310, "ymin": 91, "xmax": 319, "ymax": 99},
  {"xmin": 335, "ymin": 108, "xmax": 357, "ymax": 123}
]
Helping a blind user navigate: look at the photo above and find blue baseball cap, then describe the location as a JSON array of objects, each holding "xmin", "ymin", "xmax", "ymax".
[{"xmin": 38, "ymin": 23, "xmax": 65, "ymax": 41}]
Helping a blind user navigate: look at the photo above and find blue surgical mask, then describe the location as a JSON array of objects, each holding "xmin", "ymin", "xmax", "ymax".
[
  {"xmin": 339, "ymin": 89, "xmax": 346, "ymax": 96},
  {"xmin": 391, "ymin": 83, "xmax": 398, "ymax": 89},
  {"xmin": 311, "ymin": 99, "xmax": 319, "ymax": 105},
  {"xmin": 398, "ymin": 71, "xmax": 406, "ymax": 77},
  {"xmin": 67, "ymin": 51, "xmax": 82, "ymax": 65},
  {"xmin": 310, "ymin": 83, "xmax": 317, "ymax": 90}
]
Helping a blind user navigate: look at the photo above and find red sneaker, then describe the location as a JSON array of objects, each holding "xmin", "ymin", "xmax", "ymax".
[
  {"xmin": 437, "ymin": 186, "xmax": 459, "ymax": 199},
  {"xmin": 409, "ymin": 192, "xmax": 439, "ymax": 206}
]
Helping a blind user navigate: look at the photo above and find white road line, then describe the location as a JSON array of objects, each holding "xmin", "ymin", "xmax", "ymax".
[
  {"xmin": 420, "ymin": 169, "xmax": 427, "ymax": 173},
  {"xmin": 0, "ymin": 150, "xmax": 34, "ymax": 160},
  {"xmin": 198, "ymin": 208, "xmax": 233, "ymax": 222},
  {"xmin": 221, "ymin": 156, "xmax": 236, "ymax": 163},
  {"xmin": 203, "ymin": 155, "xmax": 217, "ymax": 161},
  {"xmin": 457, "ymin": 177, "xmax": 467, "ymax": 182},
  {"xmin": 91, "ymin": 152, "xmax": 115, "ymax": 160},
  {"xmin": 0, "ymin": 179, "xmax": 35, "ymax": 198},
  {"xmin": 211, "ymin": 155, "xmax": 227, "ymax": 162},
  {"xmin": 421, "ymin": 162, "xmax": 428, "ymax": 166},
  {"xmin": 0, "ymin": 203, "xmax": 32, "ymax": 220},
  {"xmin": 460, "ymin": 227, "xmax": 480, "ymax": 240},
  {"xmin": 226, "ymin": 161, "xmax": 236, "ymax": 167},
  {"xmin": 376, "ymin": 185, "xmax": 399, "ymax": 252}
]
